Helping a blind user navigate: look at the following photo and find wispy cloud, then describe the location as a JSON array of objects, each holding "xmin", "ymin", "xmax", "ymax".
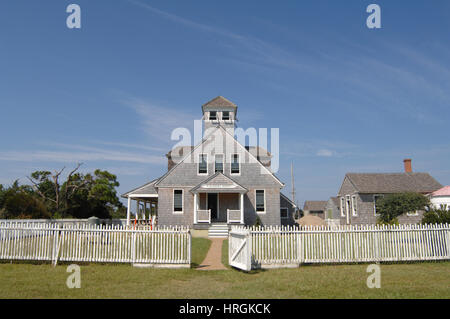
[
  {"xmin": 122, "ymin": 97, "xmax": 198, "ymax": 144},
  {"xmin": 0, "ymin": 142, "xmax": 166, "ymax": 165},
  {"xmin": 281, "ymin": 139, "xmax": 358, "ymax": 158},
  {"xmin": 316, "ymin": 149, "xmax": 336, "ymax": 157}
]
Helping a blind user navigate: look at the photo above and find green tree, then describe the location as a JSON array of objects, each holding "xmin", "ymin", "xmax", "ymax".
[
  {"xmin": 376, "ymin": 192, "xmax": 430, "ymax": 224},
  {"xmin": 65, "ymin": 169, "xmax": 123, "ymax": 219},
  {"xmin": 27, "ymin": 164, "xmax": 123, "ymax": 219},
  {"xmin": 0, "ymin": 181, "xmax": 50, "ymax": 219},
  {"xmin": 421, "ymin": 209, "xmax": 450, "ymax": 225}
]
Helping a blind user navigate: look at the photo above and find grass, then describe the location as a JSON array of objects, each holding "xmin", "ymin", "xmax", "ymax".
[
  {"xmin": 0, "ymin": 260, "xmax": 448, "ymax": 298},
  {"xmin": 221, "ymin": 239, "xmax": 230, "ymax": 268},
  {"xmin": 191, "ymin": 237, "xmax": 211, "ymax": 267},
  {"xmin": 0, "ymin": 236, "xmax": 448, "ymax": 298}
]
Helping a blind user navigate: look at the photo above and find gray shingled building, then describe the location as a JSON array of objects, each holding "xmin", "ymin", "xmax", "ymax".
[
  {"xmin": 303, "ymin": 201, "xmax": 328, "ymax": 219},
  {"xmin": 122, "ymin": 96, "xmax": 296, "ymax": 235},
  {"xmin": 337, "ymin": 159, "xmax": 442, "ymax": 225}
]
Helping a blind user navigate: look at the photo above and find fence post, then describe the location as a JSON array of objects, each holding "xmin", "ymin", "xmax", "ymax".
[
  {"xmin": 51, "ymin": 224, "xmax": 60, "ymax": 267},
  {"xmin": 245, "ymin": 229, "xmax": 252, "ymax": 271},
  {"xmin": 131, "ymin": 230, "xmax": 136, "ymax": 264},
  {"xmin": 188, "ymin": 228, "xmax": 192, "ymax": 267}
]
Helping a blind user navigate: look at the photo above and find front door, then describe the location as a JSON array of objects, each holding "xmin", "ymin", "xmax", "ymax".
[{"xmin": 207, "ymin": 193, "xmax": 218, "ymax": 221}]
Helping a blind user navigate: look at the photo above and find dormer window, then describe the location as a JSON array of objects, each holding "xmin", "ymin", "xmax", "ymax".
[
  {"xmin": 231, "ymin": 154, "xmax": 240, "ymax": 174},
  {"xmin": 198, "ymin": 154, "xmax": 208, "ymax": 175},
  {"xmin": 209, "ymin": 111, "xmax": 217, "ymax": 121},
  {"xmin": 222, "ymin": 111, "xmax": 230, "ymax": 121}
]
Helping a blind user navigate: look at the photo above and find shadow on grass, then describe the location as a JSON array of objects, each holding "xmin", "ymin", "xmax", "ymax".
[{"xmin": 191, "ymin": 237, "xmax": 212, "ymax": 268}]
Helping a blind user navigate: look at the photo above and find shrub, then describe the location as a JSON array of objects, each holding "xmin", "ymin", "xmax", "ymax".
[
  {"xmin": 254, "ymin": 215, "xmax": 262, "ymax": 227},
  {"xmin": 376, "ymin": 192, "xmax": 430, "ymax": 224},
  {"xmin": 421, "ymin": 209, "xmax": 450, "ymax": 225}
]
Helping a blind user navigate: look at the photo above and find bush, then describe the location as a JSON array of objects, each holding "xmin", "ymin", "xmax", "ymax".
[
  {"xmin": 421, "ymin": 209, "xmax": 450, "ymax": 225},
  {"xmin": 376, "ymin": 192, "xmax": 430, "ymax": 224},
  {"xmin": 4, "ymin": 191, "xmax": 50, "ymax": 219},
  {"xmin": 254, "ymin": 215, "xmax": 262, "ymax": 227}
]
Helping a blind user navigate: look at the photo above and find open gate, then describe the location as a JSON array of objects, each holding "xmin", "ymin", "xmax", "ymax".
[{"xmin": 228, "ymin": 228, "xmax": 252, "ymax": 271}]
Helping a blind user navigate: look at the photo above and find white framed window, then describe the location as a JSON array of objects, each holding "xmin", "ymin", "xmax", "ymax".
[
  {"xmin": 198, "ymin": 154, "xmax": 208, "ymax": 175},
  {"xmin": 255, "ymin": 190, "xmax": 265, "ymax": 213},
  {"xmin": 230, "ymin": 153, "xmax": 240, "ymax": 175},
  {"xmin": 340, "ymin": 197, "xmax": 345, "ymax": 217},
  {"xmin": 373, "ymin": 194, "xmax": 384, "ymax": 216},
  {"xmin": 173, "ymin": 189, "xmax": 183, "ymax": 214},
  {"xmin": 280, "ymin": 207, "xmax": 288, "ymax": 219},
  {"xmin": 345, "ymin": 195, "xmax": 351, "ymax": 216},
  {"xmin": 222, "ymin": 111, "xmax": 230, "ymax": 121},
  {"xmin": 209, "ymin": 111, "xmax": 217, "ymax": 121},
  {"xmin": 214, "ymin": 154, "xmax": 223, "ymax": 173},
  {"xmin": 351, "ymin": 195, "xmax": 358, "ymax": 216},
  {"xmin": 407, "ymin": 210, "xmax": 419, "ymax": 216}
]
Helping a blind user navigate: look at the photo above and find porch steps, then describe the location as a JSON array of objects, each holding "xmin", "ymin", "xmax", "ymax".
[{"xmin": 208, "ymin": 223, "xmax": 229, "ymax": 238}]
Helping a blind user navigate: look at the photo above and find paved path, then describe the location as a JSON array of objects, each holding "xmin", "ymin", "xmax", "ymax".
[{"xmin": 197, "ymin": 238, "xmax": 228, "ymax": 270}]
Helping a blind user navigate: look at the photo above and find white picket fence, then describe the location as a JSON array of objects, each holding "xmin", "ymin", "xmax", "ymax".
[
  {"xmin": 0, "ymin": 223, "xmax": 191, "ymax": 266},
  {"xmin": 228, "ymin": 228, "xmax": 252, "ymax": 271},
  {"xmin": 229, "ymin": 223, "xmax": 450, "ymax": 270}
]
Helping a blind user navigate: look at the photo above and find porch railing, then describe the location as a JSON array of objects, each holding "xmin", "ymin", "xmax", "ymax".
[
  {"xmin": 197, "ymin": 209, "xmax": 211, "ymax": 223},
  {"xmin": 227, "ymin": 209, "xmax": 242, "ymax": 224}
]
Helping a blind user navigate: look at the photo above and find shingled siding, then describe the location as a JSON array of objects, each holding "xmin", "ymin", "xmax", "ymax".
[
  {"xmin": 280, "ymin": 194, "xmax": 296, "ymax": 226},
  {"xmin": 156, "ymin": 128, "xmax": 282, "ymax": 188},
  {"xmin": 338, "ymin": 193, "xmax": 425, "ymax": 225},
  {"xmin": 157, "ymin": 188, "xmax": 195, "ymax": 227},
  {"xmin": 157, "ymin": 188, "xmax": 283, "ymax": 227},
  {"xmin": 244, "ymin": 188, "xmax": 281, "ymax": 226}
]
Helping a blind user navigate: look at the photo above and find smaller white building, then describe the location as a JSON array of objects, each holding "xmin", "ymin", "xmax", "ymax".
[{"xmin": 430, "ymin": 186, "xmax": 450, "ymax": 210}]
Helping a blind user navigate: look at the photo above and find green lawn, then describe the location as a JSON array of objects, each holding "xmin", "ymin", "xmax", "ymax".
[{"xmin": 0, "ymin": 238, "xmax": 449, "ymax": 299}]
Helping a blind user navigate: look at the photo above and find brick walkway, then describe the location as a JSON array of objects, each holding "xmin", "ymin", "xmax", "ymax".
[{"xmin": 197, "ymin": 238, "xmax": 228, "ymax": 270}]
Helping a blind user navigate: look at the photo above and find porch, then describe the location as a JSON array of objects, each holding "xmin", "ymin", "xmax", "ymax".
[
  {"xmin": 191, "ymin": 172, "xmax": 248, "ymax": 227},
  {"xmin": 121, "ymin": 179, "xmax": 159, "ymax": 226},
  {"xmin": 193, "ymin": 192, "xmax": 245, "ymax": 226}
]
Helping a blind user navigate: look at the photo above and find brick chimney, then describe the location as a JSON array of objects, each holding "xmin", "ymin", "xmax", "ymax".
[{"xmin": 403, "ymin": 158, "xmax": 412, "ymax": 173}]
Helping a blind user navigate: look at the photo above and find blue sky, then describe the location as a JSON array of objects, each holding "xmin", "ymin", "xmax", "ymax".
[{"xmin": 1, "ymin": 0, "xmax": 449, "ymax": 207}]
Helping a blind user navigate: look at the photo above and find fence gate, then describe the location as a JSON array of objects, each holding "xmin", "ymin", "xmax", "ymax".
[{"xmin": 228, "ymin": 228, "xmax": 251, "ymax": 271}]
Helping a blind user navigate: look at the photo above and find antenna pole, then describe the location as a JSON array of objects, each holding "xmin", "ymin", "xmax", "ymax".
[{"xmin": 291, "ymin": 162, "xmax": 296, "ymax": 207}]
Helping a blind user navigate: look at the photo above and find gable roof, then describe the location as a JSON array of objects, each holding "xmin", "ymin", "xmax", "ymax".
[
  {"xmin": 346, "ymin": 172, "xmax": 442, "ymax": 194},
  {"xmin": 155, "ymin": 125, "xmax": 284, "ymax": 187},
  {"xmin": 431, "ymin": 186, "xmax": 450, "ymax": 197},
  {"xmin": 202, "ymin": 96, "xmax": 237, "ymax": 113},
  {"xmin": 303, "ymin": 201, "xmax": 328, "ymax": 211},
  {"xmin": 280, "ymin": 192, "xmax": 297, "ymax": 207},
  {"xmin": 190, "ymin": 172, "xmax": 247, "ymax": 193},
  {"xmin": 329, "ymin": 196, "xmax": 340, "ymax": 207},
  {"xmin": 121, "ymin": 178, "xmax": 159, "ymax": 198}
]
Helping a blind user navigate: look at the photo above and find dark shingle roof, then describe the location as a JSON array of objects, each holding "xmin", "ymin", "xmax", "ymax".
[
  {"xmin": 303, "ymin": 201, "xmax": 328, "ymax": 211},
  {"xmin": 245, "ymin": 146, "xmax": 271, "ymax": 158},
  {"xmin": 346, "ymin": 173, "xmax": 442, "ymax": 194},
  {"xmin": 166, "ymin": 146, "xmax": 194, "ymax": 159},
  {"xmin": 190, "ymin": 172, "xmax": 247, "ymax": 194},
  {"xmin": 329, "ymin": 196, "xmax": 340, "ymax": 207}
]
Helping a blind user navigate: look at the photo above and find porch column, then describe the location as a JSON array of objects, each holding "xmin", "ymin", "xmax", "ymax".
[
  {"xmin": 240, "ymin": 193, "xmax": 244, "ymax": 224},
  {"xmin": 126, "ymin": 196, "xmax": 131, "ymax": 226},
  {"xmin": 194, "ymin": 193, "xmax": 198, "ymax": 224},
  {"xmin": 136, "ymin": 200, "xmax": 140, "ymax": 221}
]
